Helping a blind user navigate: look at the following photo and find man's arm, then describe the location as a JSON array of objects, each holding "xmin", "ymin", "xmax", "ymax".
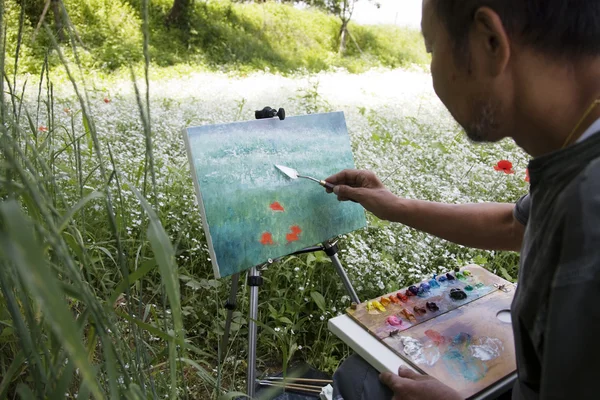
[{"xmin": 326, "ymin": 169, "xmax": 525, "ymax": 252}]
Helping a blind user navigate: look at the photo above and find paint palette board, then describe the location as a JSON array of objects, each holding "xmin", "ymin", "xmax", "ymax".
[{"xmin": 346, "ymin": 265, "xmax": 516, "ymax": 399}]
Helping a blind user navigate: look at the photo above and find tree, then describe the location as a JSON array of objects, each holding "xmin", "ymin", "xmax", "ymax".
[
  {"xmin": 269, "ymin": 0, "xmax": 380, "ymax": 53},
  {"xmin": 167, "ymin": 0, "xmax": 192, "ymax": 27}
]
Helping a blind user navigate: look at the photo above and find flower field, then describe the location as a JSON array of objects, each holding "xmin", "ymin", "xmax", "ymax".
[{"xmin": 1, "ymin": 67, "xmax": 529, "ymax": 398}]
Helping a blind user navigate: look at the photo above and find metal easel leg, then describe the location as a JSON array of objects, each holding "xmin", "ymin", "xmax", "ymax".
[
  {"xmin": 221, "ymin": 273, "xmax": 240, "ymax": 362},
  {"xmin": 323, "ymin": 241, "xmax": 360, "ymax": 304},
  {"xmin": 247, "ymin": 267, "xmax": 262, "ymax": 398}
]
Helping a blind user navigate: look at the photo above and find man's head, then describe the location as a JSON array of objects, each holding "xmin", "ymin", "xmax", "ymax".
[{"xmin": 422, "ymin": 0, "xmax": 600, "ymax": 145}]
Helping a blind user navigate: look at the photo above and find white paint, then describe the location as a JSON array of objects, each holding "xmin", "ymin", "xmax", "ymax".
[
  {"xmin": 400, "ymin": 336, "xmax": 440, "ymax": 366},
  {"xmin": 470, "ymin": 337, "xmax": 504, "ymax": 361}
]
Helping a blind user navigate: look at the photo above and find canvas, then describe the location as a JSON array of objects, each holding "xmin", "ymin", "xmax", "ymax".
[{"xmin": 183, "ymin": 112, "xmax": 367, "ymax": 278}]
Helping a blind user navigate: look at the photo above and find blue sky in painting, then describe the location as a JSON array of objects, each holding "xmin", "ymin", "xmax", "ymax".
[{"xmin": 185, "ymin": 112, "xmax": 367, "ymax": 278}]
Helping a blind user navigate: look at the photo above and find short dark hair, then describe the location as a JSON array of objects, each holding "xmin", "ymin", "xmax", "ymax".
[{"xmin": 432, "ymin": 0, "xmax": 600, "ymax": 58}]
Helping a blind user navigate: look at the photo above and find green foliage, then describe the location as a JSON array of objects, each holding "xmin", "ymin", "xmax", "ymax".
[{"xmin": 8, "ymin": 0, "xmax": 428, "ymax": 75}]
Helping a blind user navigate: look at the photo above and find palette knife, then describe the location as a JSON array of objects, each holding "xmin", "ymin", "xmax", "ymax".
[{"xmin": 275, "ymin": 164, "xmax": 336, "ymax": 190}]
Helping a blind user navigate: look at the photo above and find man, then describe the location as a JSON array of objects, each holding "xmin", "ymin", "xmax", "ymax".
[{"xmin": 328, "ymin": 1, "xmax": 600, "ymax": 399}]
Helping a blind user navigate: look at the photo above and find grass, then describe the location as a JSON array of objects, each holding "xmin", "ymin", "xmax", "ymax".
[
  {"xmin": 0, "ymin": 1, "xmax": 528, "ymax": 399},
  {"xmin": 5, "ymin": 0, "xmax": 429, "ymax": 77}
]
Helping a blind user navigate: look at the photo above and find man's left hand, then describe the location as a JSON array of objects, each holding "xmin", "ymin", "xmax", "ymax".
[{"xmin": 379, "ymin": 367, "xmax": 463, "ymax": 400}]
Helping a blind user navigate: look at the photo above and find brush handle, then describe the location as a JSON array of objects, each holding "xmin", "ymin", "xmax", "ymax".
[{"xmin": 319, "ymin": 180, "xmax": 336, "ymax": 190}]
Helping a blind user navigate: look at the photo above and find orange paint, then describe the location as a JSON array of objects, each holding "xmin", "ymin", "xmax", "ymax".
[
  {"xmin": 260, "ymin": 232, "xmax": 274, "ymax": 245},
  {"xmin": 290, "ymin": 225, "xmax": 302, "ymax": 234},
  {"xmin": 270, "ymin": 202, "xmax": 285, "ymax": 212}
]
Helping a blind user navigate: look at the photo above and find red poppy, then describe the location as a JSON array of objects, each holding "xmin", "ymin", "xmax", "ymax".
[
  {"xmin": 270, "ymin": 202, "xmax": 284, "ymax": 212},
  {"xmin": 290, "ymin": 225, "xmax": 302, "ymax": 234},
  {"xmin": 525, "ymin": 168, "xmax": 530, "ymax": 183},
  {"xmin": 260, "ymin": 232, "xmax": 274, "ymax": 245},
  {"xmin": 494, "ymin": 160, "xmax": 515, "ymax": 174},
  {"xmin": 103, "ymin": 97, "xmax": 111, "ymax": 104},
  {"xmin": 38, "ymin": 126, "xmax": 48, "ymax": 132}
]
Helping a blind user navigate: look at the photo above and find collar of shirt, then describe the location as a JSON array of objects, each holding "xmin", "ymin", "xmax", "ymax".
[{"xmin": 577, "ymin": 117, "xmax": 600, "ymax": 143}]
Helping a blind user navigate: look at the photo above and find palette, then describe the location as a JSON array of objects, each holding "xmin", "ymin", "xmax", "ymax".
[{"xmin": 346, "ymin": 266, "xmax": 516, "ymax": 399}]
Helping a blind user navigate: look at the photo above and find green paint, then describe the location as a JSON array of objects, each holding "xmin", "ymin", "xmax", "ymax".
[{"xmin": 185, "ymin": 112, "xmax": 367, "ymax": 278}]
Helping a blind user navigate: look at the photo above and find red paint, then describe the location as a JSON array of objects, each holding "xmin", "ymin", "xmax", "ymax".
[
  {"xmin": 405, "ymin": 289, "xmax": 416, "ymax": 297},
  {"xmin": 425, "ymin": 329, "xmax": 446, "ymax": 345},
  {"xmin": 260, "ymin": 232, "xmax": 274, "ymax": 245},
  {"xmin": 388, "ymin": 295, "xmax": 400, "ymax": 304},
  {"xmin": 286, "ymin": 233, "xmax": 299, "ymax": 243},
  {"xmin": 290, "ymin": 225, "xmax": 302, "ymax": 234},
  {"xmin": 270, "ymin": 202, "xmax": 285, "ymax": 212},
  {"xmin": 396, "ymin": 292, "xmax": 408, "ymax": 302}
]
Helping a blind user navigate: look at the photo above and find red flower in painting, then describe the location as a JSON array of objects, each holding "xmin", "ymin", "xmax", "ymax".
[
  {"xmin": 103, "ymin": 97, "xmax": 111, "ymax": 104},
  {"xmin": 270, "ymin": 202, "xmax": 285, "ymax": 212},
  {"xmin": 38, "ymin": 125, "xmax": 48, "ymax": 132},
  {"xmin": 494, "ymin": 160, "xmax": 515, "ymax": 174},
  {"xmin": 525, "ymin": 168, "xmax": 530, "ymax": 183},
  {"xmin": 286, "ymin": 225, "xmax": 302, "ymax": 243},
  {"xmin": 260, "ymin": 232, "xmax": 274, "ymax": 245}
]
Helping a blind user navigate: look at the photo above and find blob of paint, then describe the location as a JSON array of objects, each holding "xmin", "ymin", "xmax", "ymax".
[
  {"xmin": 438, "ymin": 275, "xmax": 448, "ymax": 282},
  {"xmin": 408, "ymin": 285, "xmax": 419, "ymax": 295},
  {"xmin": 386, "ymin": 315, "xmax": 403, "ymax": 326},
  {"xmin": 426, "ymin": 302, "xmax": 439, "ymax": 312},
  {"xmin": 413, "ymin": 305, "xmax": 427, "ymax": 316},
  {"xmin": 429, "ymin": 279, "xmax": 441, "ymax": 288},
  {"xmin": 270, "ymin": 202, "xmax": 285, "ymax": 212},
  {"xmin": 389, "ymin": 295, "xmax": 400, "ymax": 304},
  {"xmin": 260, "ymin": 232, "xmax": 274, "ymax": 245},
  {"xmin": 373, "ymin": 300, "xmax": 386, "ymax": 312},
  {"xmin": 397, "ymin": 292, "xmax": 409, "ymax": 302},
  {"xmin": 470, "ymin": 337, "xmax": 504, "ymax": 361},
  {"xmin": 450, "ymin": 288, "xmax": 468, "ymax": 301},
  {"xmin": 464, "ymin": 285, "xmax": 474, "ymax": 291},
  {"xmin": 380, "ymin": 297, "xmax": 391, "ymax": 307},
  {"xmin": 401, "ymin": 336, "xmax": 441, "ymax": 367},
  {"xmin": 446, "ymin": 273, "xmax": 456, "ymax": 281},
  {"xmin": 425, "ymin": 329, "xmax": 446, "ymax": 345}
]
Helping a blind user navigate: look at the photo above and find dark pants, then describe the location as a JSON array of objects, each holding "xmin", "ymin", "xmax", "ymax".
[{"xmin": 332, "ymin": 355, "xmax": 393, "ymax": 400}]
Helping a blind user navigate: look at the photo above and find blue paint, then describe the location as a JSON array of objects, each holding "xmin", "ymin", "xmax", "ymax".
[
  {"xmin": 438, "ymin": 275, "xmax": 448, "ymax": 282},
  {"xmin": 442, "ymin": 332, "xmax": 487, "ymax": 382},
  {"xmin": 428, "ymin": 279, "xmax": 440, "ymax": 288}
]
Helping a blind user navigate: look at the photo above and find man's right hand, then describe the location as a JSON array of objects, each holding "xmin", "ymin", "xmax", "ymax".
[{"xmin": 325, "ymin": 169, "xmax": 400, "ymax": 221}]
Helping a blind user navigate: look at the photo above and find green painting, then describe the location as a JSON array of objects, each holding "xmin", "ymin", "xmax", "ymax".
[{"xmin": 183, "ymin": 112, "xmax": 367, "ymax": 278}]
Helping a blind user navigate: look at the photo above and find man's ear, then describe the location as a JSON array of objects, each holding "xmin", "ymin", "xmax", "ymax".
[{"xmin": 471, "ymin": 7, "xmax": 511, "ymax": 77}]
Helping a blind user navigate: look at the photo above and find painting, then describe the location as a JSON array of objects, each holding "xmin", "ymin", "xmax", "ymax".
[
  {"xmin": 347, "ymin": 266, "xmax": 516, "ymax": 399},
  {"xmin": 183, "ymin": 112, "xmax": 367, "ymax": 278}
]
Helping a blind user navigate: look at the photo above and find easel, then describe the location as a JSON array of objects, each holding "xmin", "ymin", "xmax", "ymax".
[{"xmin": 220, "ymin": 107, "xmax": 361, "ymax": 398}]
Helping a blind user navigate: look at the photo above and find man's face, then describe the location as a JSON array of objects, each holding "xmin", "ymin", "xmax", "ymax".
[{"xmin": 421, "ymin": 0, "xmax": 508, "ymax": 143}]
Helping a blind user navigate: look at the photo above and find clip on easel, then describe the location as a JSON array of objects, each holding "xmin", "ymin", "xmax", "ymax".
[{"xmin": 220, "ymin": 106, "xmax": 361, "ymax": 398}]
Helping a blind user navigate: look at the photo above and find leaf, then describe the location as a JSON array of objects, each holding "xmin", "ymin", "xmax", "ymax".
[
  {"xmin": 57, "ymin": 191, "xmax": 104, "ymax": 233},
  {"xmin": 218, "ymin": 392, "xmax": 250, "ymax": 400},
  {"xmin": 177, "ymin": 358, "xmax": 217, "ymax": 387},
  {"xmin": 0, "ymin": 202, "xmax": 104, "ymax": 399},
  {"xmin": 109, "ymin": 258, "xmax": 157, "ymax": 304},
  {"xmin": 310, "ymin": 291, "xmax": 326, "ymax": 313},
  {"xmin": 278, "ymin": 317, "xmax": 294, "ymax": 325},
  {"xmin": 0, "ymin": 351, "xmax": 25, "ymax": 398}
]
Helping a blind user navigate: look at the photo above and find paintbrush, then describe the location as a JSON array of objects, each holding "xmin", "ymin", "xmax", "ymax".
[
  {"xmin": 275, "ymin": 164, "xmax": 336, "ymax": 190},
  {"xmin": 258, "ymin": 380, "xmax": 323, "ymax": 393}
]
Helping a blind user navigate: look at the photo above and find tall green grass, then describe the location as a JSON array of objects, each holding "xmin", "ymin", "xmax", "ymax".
[{"xmin": 0, "ymin": 1, "xmax": 222, "ymax": 398}]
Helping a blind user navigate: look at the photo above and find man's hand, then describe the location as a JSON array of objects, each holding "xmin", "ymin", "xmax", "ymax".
[
  {"xmin": 379, "ymin": 367, "xmax": 463, "ymax": 400},
  {"xmin": 325, "ymin": 169, "xmax": 399, "ymax": 221}
]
